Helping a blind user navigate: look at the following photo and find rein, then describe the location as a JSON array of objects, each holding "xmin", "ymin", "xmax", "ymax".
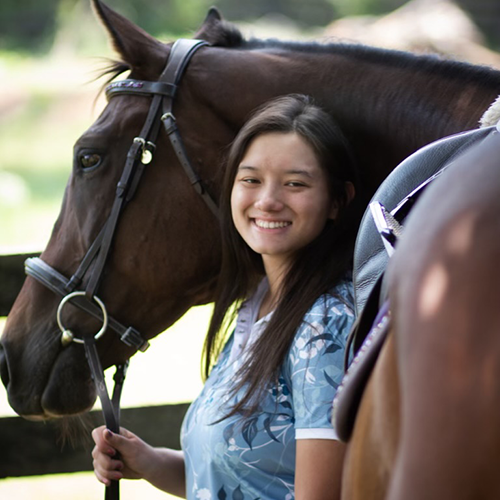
[{"xmin": 24, "ymin": 38, "xmax": 215, "ymax": 500}]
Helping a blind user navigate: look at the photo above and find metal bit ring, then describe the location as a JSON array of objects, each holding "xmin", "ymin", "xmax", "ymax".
[{"xmin": 57, "ymin": 291, "xmax": 108, "ymax": 346}]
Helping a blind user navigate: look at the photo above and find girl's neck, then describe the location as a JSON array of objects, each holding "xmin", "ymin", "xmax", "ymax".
[
  {"xmin": 258, "ymin": 261, "xmax": 289, "ymax": 319},
  {"xmin": 257, "ymin": 288, "xmax": 279, "ymax": 320}
]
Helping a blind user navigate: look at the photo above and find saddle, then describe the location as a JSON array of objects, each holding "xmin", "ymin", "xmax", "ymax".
[{"xmin": 333, "ymin": 124, "xmax": 499, "ymax": 442}]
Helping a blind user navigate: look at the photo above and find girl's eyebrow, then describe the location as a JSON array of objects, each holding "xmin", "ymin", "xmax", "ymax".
[
  {"xmin": 286, "ymin": 169, "xmax": 314, "ymax": 178},
  {"xmin": 237, "ymin": 165, "xmax": 315, "ymax": 178},
  {"xmin": 237, "ymin": 165, "xmax": 258, "ymax": 171}
]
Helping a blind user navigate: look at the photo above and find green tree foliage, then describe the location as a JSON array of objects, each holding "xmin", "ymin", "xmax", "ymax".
[
  {"xmin": 0, "ymin": 0, "xmax": 60, "ymax": 52},
  {"xmin": 114, "ymin": 0, "xmax": 209, "ymax": 37}
]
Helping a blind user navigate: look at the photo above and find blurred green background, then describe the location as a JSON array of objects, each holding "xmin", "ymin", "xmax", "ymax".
[
  {"xmin": 3, "ymin": 0, "xmax": 500, "ymax": 54},
  {"xmin": 1, "ymin": 0, "xmax": 500, "ymax": 498}
]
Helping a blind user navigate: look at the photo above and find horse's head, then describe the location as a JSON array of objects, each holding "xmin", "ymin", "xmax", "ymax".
[{"xmin": 0, "ymin": 1, "xmax": 237, "ymax": 419}]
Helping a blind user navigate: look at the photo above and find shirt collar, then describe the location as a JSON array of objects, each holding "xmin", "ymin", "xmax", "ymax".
[{"xmin": 228, "ymin": 278, "xmax": 272, "ymax": 364}]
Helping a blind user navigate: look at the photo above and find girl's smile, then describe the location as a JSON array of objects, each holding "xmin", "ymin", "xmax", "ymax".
[{"xmin": 253, "ymin": 219, "xmax": 292, "ymax": 229}]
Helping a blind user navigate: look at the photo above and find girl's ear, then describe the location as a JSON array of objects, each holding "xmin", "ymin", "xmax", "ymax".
[
  {"xmin": 345, "ymin": 181, "xmax": 356, "ymax": 205},
  {"xmin": 328, "ymin": 181, "xmax": 355, "ymax": 220}
]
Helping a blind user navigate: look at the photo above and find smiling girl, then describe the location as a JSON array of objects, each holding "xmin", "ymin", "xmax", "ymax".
[{"xmin": 92, "ymin": 94, "xmax": 359, "ymax": 500}]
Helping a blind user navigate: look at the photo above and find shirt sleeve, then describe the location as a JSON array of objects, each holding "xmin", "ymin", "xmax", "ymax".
[{"xmin": 286, "ymin": 286, "xmax": 355, "ymax": 440}]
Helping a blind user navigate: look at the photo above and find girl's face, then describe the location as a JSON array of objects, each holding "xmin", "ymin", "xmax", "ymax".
[{"xmin": 231, "ymin": 132, "xmax": 338, "ymax": 273}]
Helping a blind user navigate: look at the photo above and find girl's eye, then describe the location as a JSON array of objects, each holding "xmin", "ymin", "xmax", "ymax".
[
  {"xmin": 286, "ymin": 181, "xmax": 306, "ymax": 187},
  {"xmin": 241, "ymin": 178, "xmax": 259, "ymax": 184},
  {"xmin": 79, "ymin": 153, "xmax": 102, "ymax": 171}
]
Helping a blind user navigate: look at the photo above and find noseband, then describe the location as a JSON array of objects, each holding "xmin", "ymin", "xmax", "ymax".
[{"xmin": 24, "ymin": 39, "xmax": 215, "ymax": 500}]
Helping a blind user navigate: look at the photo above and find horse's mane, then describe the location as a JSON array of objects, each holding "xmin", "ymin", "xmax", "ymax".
[
  {"xmin": 239, "ymin": 36, "xmax": 500, "ymax": 85},
  {"xmin": 95, "ymin": 20, "xmax": 500, "ymax": 90},
  {"xmin": 219, "ymin": 21, "xmax": 500, "ymax": 86}
]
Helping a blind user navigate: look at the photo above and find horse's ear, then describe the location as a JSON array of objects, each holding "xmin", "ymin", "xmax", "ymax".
[
  {"xmin": 194, "ymin": 7, "xmax": 244, "ymax": 46},
  {"xmin": 205, "ymin": 6, "xmax": 224, "ymax": 22},
  {"xmin": 91, "ymin": 0, "xmax": 166, "ymax": 72}
]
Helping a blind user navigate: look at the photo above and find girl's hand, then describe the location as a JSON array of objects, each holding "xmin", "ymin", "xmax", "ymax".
[{"xmin": 91, "ymin": 426, "xmax": 154, "ymax": 486}]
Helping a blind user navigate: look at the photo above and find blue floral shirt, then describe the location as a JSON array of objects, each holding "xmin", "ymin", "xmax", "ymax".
[{"xmin": 181, "ymin": 279, "xmax": 355, "ymax": 500}]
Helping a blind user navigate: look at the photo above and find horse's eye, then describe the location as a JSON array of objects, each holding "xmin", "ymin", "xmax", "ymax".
[{"xmin": 79, "ymin": 153, "xmax": 102, "ymax": 170}]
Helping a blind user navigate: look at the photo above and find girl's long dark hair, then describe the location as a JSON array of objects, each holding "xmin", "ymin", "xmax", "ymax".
[{"xmin": 203, "ymin": 94, "xmax": 360, "ymax": 418}]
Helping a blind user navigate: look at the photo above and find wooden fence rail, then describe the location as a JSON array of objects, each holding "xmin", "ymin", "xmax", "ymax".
[
  {"xmin": 0, "ymin": 403, "xmax": 189, "ymax": 478},
  {"xmin": 0, "ymin": 253, "xmax": 188, "ymax": 478}
]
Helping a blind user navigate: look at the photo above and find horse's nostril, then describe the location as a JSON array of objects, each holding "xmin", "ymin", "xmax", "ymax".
[{"xmin": 0, "ymin": 343, "xmax": 10, "ymax": 388}]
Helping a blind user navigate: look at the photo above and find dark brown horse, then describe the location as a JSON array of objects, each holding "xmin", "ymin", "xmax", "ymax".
[
  {"xmin": 1, "ymin": 0, "xmax": 500, "ymax": 425},
  {"xmin": 340, "ymin": 120, "xmax": 500, "ymax": 499}
]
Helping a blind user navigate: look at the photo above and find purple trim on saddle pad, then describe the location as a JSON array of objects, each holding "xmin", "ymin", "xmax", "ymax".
[{"xmin": 332, "ymin": 300, "xmax": 391, "ymax": 442}]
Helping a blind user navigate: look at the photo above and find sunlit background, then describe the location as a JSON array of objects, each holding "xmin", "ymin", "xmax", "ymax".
[{"xmin": 1, "ymin": 0, "xmax": 500, "ymax": 498}]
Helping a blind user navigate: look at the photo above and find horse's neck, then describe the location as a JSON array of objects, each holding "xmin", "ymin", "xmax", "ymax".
[
  {"xmin": 288, "ymin": 48, "xmax": 494, "ymax": 132},
  {"xmin": 221, "ymin": 44, "xmax": 497, "ymax": 135},
  {"xmin": 193, "ymin": 44, "xmax": 500, "ymax": 197}
]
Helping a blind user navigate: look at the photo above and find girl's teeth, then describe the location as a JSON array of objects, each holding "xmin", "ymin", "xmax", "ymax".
[{"xmin": 255, "ymin": 220, "xmax": 291, "ymax": 229}]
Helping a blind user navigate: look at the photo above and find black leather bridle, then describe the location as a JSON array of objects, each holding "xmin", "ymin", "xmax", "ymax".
[{"xmin": 24, "ymin": 39, "xmax": 217, "ymax": 500}]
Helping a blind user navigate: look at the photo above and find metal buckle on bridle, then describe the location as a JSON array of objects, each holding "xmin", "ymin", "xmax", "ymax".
[
  {"xmin": 133, "ymin": 137, "xmax": 156, "ymax": 165},
  {"xmin": 161, "ymin": 112, "xmax": 177, "ymax": 135},
  {"xmin": 57, "ymin": 291, "xmax": 109, "ymax": 346}
]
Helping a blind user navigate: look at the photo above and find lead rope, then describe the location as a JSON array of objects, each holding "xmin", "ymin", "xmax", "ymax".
[{"xmin": 83, "ymin": 336, "xmax": 128, "ymax": 500}]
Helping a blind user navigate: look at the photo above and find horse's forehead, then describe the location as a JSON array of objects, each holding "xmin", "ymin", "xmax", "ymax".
[{"xmin": 80, "ymin": 97, "xmax": 150, "ymax": 141}]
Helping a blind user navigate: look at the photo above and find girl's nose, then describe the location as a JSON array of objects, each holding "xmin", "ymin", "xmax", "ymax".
[{"xmin": 254, "ymin": 186, "xmax": 284, "ymax": 212}]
